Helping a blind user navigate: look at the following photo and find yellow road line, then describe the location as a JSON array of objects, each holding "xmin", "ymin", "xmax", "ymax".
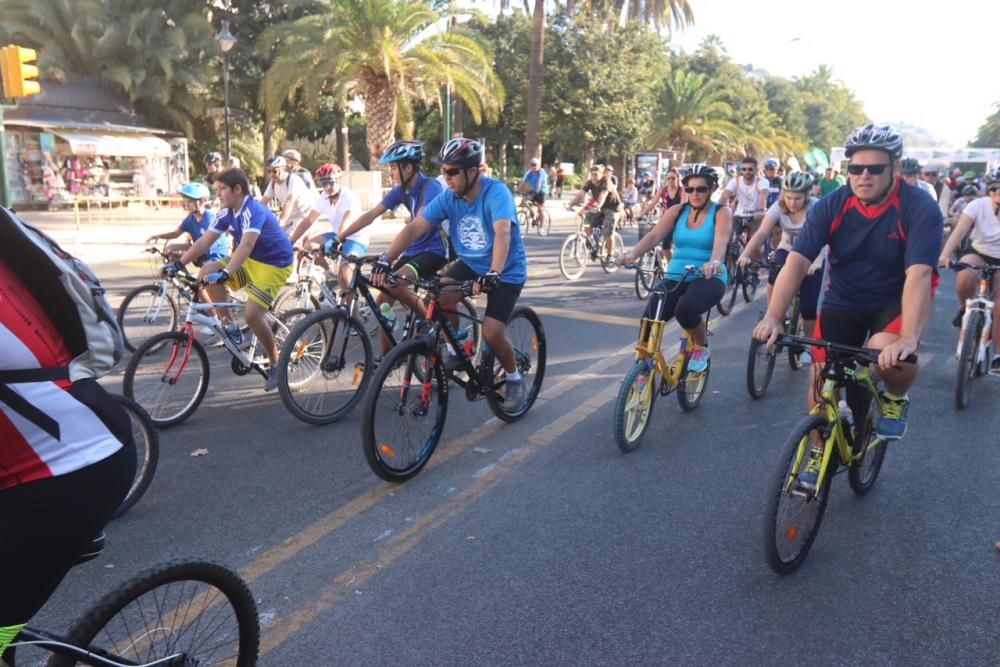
[{"xmin": 531, "ymin": 305, "xmax": 636, "ymax": 327}]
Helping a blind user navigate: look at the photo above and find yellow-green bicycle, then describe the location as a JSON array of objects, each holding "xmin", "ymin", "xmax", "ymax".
[{"xmin": 762, "ymin": 333, "xmax": 917, "ymax": 574}]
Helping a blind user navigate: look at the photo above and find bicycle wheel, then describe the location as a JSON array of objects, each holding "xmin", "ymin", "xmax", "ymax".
[
  {"xmin": 110, "ymin": 395, "xmax": 159, "ymax": 518},
  {"xmin": 717, "ymin": 255, "xmax": 739, "ymax": 316},
  {"xmin": 559, "ymin": 233, "xmax": 590, "ymax": 280},
  {"xmin": 123, "ymin": 332, "xmax": 209, "ymax": 428},
  {"xmin": 273, "ymin": 282, "xmax": 321, "ymax": 313},
  {"xmin": 49, "ymin": 560, "xmax": 259, "ymax": 667},
  {"xmin": 955, "ymin": 310, "xmax": 983, "ymax": 410},
  {"xmin": 483, "ymin": 306, "xmax": 547, "ymax": 422},
  {"xmin": 742, "ymin": 264, "xmax": 760, "ymax": 302},
  {"xmin": 634, "ymin": 252, "xmax": 655, "ymax": 300},
  {"xmin": 612, "ymin": 360, "xmax": 658, "ymax": 453},
  {"xmin": 677, "ymin": 352, "xmax": 710, "ymax": 412},
  {"xmin": 537, "ymin": 208, "xmax": 552, "ymax": 236},
  {"xmin": 601, "ymin": 233, "xmax": 625, "ymax": 273},
  {"xmin": 360, "ymin": 339, "xmax": 448, "ymax": 482},
  {"xmin": 746, "ymin": 337, "xmax": 776, "ymax": 399},
  {"xmin": 848, "ymin": 395, "xmax": 888, "ymax": 495},
  {"xmin": 277, "ymin": 308, "xmax": 370, "ymax": 425},
  {"xmin": 762, "ymin": 414, "xmax": 833, "ymax": 574},
  {"xmin": 787, "ymin": 299, "xmax": 806, "ymax": 370},
  {"xmin": 116, "ymin": 284, "xmax": 178, "ymax": 352}
]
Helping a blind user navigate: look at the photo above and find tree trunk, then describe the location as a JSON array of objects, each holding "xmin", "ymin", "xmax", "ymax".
[
  {"xmin": 499, "ymin": 141, "xmax": 508, "ymax": 180},
  {"xmin": 263, "ymin": 110, "xmax": 274, "ymax": 162},
  {"xmin": 524, "ymin": 0, "xmax": 545, "ymax": 170},
  {"xmin": 585, "ymin": 144, "xmax": 595, "ymax": 168},
  {"xmin": 365, "ymin": 78, "xmax": 397, "ymax": 186},
  {"xmin": 334, "ymin": 108, "xmax": 347, "ymax": 169}
]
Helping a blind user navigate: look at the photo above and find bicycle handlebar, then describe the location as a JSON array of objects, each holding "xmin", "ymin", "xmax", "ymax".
[
  {"xmin": 951, "ymin": 261, "xmax": 1000, "ymax": 274},
  {"xmin": 773, "ymin": 333, "xmax": 917, "ymax": 365}
]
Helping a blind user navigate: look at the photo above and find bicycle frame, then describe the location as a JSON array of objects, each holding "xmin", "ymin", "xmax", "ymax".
[
  {"xmin": 956, "ymin": 278, "xmax": 995, "ymax": 363},
  {"xmin": 632, "ymin": 278, "xmax": 705, "ymax": 391},
  {"xmin": 424, "ymin": 288, "xmax": 493, "ymax": 399},
  {"xmin": 14, "ymin": 627, "xmax": 181, "ymax": 667}
]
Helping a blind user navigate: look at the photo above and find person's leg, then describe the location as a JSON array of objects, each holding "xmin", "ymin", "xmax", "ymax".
[
  {"xmin": 481, "ymin": 283, "xmax": 523, "ymax": 373},
  {"xmin": 603, "ymin": 210, "xmax": 617, "ymax": 257},
  {"xmin": 239, "ymin": 260, "xmax": 293, "ymax": 379},
  {"xmin": 196, "ymin": 260, "xmax": 230, "ymax": 322},
  {"xmin": 674, "ymin": 278, "xmax": 725, "ymax": 346},
  {"xmin": 309, "ymin": 233, "xmax": 332, "ymax": 272},
  {"xmin": 953, "ymin": 252, "xmax": 983, "ymax": 326}
]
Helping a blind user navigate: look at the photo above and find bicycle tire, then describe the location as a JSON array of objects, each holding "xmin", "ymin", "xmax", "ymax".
[
  {"xmin": 116, "ymin": 284, "xmax": 178, "ymax": 352},
  {"xmin": 762, "ymin": 414, "xmax": 833, "ymax": 575},
  {"xmin": 110, "ymin": 395, "xmax": 159, "ymax": 518},
  {"xmin": 273, "ymin": 283, "xmax": 321, "ymax": 313},
  {"xmin": 49, "ymin": 560, "xmax": 259, "ymax": 667},
  {"xmin": 483, "ymin": 306, "xmax": 547, "ymax": 422},
  {"xmin": 537, "ymin": 208, "xmax": 552, "ymax": 236},
  {"xmin": 360, "ymin": 339, "xmax": 448, "ymax": 482},
  {"xmin": 601, "ymin": 233, "xmax": 625, "ymax": 274},
  {"xmin": 746, "ymin": 337, "xmax": 776, "ymax": 399},
  {"xmin": 677, "ymin": 351, "xmax": 710, "ymax": 412},
  {"xmin": 717, "ymin": 254, "xmax": 738, "ymax": 316},
  {"xmin": 955, "ymin": 310, "xmax": 983, "ymax": 410},
  {"xmin": 634, "ymin": 252, "xmax": 655, "ymax": 300},
  {"xmin": 848, "ymin": 395, "xmax": 888, "ymax": 495},
  {"xmin": 612, "ymin": 360, "xmax": 657, "ymax": 453},
  {"xmin": 277, "ymin": 308, "xmax": 369, "ymax": 425},
  {"xmin": 123, "ymin": 331, "xmax": 209, "ymax": 429},
  {"xmin": 559, "ymin": 233, "xmax": 589, "ymax": 280},
  {"xmin": 787, "ymin": 299, "xmax": 805, "ymax": 370}
]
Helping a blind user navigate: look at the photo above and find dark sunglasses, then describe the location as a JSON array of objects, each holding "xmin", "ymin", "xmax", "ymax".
[
  {"xmin": 740, "ymin": 167, "xmax": 755, "ymax": 173},
  {"xmin": 441, "ymin": 166, "xmax": 464, "ymax": 177},
  {"xmin": 318, "ymin": 178, "xmax": 338, "ymax": 187},
  {"xmin": 989, "ymin": 185, "xmax": 1000, "ymax": 193},
  {"xmin": 847, "ymin": 163, "xmax": 891, "ymax": 176},
  {"xmin": 685, "ymin": 185, "xmax": 710, "ymax": 194}
]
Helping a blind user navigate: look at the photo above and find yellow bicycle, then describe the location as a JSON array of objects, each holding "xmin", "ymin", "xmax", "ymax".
[
  {"xmin": 612, "ymin": 266, "xmax": 712, "ymax": 453},
  {"xmin": 762, "ymin": 333, "xmax": 916, "ymax": 574}
]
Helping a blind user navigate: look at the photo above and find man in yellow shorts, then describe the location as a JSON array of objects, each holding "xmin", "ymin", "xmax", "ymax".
[{"xmin": 167, "ymin": 168, "xmax": 293, "ymax": 391}]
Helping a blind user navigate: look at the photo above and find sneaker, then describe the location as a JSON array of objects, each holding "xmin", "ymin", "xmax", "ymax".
[
  {"xmin": 224, "ymin": 322, "xmax": 243, "ymax": 346},
  {"xmin": 797, "ymin": 446, "xmax": 825, "ymax": 491},
  {"xmin": 264, "ymin": 368, "xmax": 278, "ymax": 392},
  {"xmin": 952, "ymin": 306, "xmax": 965, "ymax": 329},
  {"xmin": 503, "ymin": 378, "xmax": 526, "ymax": 412},
  {"xmin": 688, "ymin": 345, "xmax": 710, "ymax": 373},
  {"xmin": 876, "ymin": 393, "xmax": 910, "ymax": 440}
]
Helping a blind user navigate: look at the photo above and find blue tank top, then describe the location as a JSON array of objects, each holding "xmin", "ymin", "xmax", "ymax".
[{"xmin": 667, "ymin": 202, "xmax": 727, "ymax": 283}]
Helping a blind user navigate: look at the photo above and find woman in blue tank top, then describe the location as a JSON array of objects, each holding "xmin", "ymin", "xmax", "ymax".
[{"xmin": 619, "ymin": 166, "xmax": 732, "ymax": 372}]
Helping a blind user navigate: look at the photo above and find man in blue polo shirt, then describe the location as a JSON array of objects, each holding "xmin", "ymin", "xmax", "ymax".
[
  {"xmin": 371, "ymin": 138, "xmax": 529, "ymax": 412},
  {"xmin": 754, "ymin": 123, "xmax": 941, "ymax": 488}
]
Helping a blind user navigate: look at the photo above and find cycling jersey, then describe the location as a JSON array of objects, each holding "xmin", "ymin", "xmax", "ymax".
[
  {"xmin": 211, "ymin": 197, "xmax": 294, "ymax": 268},
  {"xmin": 765, "ymin": 197, "xmax": 819, "ymax": 251},
  {"xmin": 960, "ymin": 196, "xmax": 1000, "ymax": 258},
  {"xmin": 180, "ymin": 209, "xmax": 231, "ymax": 260},
  {"xmin": 792, "ymin": 179, "xmax": 943, "ymax": 309},
  {"xmin": 312, "ymin": 187, "xmax": 367, "ymax": 245},
  {"xmin": 382, "ymin": 174, "xmax": 447, "ymax": 258},
  {"xmin": 724, "ymin": 176, "xmax": 768, "ymax": 215},
  {"xmin": 421, "ymin": 176, "xmax": 528, "ymax": 284}
]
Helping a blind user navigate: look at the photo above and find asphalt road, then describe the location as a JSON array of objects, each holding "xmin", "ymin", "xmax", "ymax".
[{"xmin": 21, "ymin": 202, "xmax": 1000, "ymax": 665}]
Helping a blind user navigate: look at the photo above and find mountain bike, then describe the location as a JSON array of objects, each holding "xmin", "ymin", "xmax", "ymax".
[
  {"xmin": 517, "ymin": 196, "xmax": 552, "ymax": 236},
  {"xmin": 360, "ymin": 277, "xmax": 546, "ymax": 482},
  {"xmin": 275, "ymin": 251, "xmax": 480, "ymax": 425},
  {"xmin": 122, "ymin": 270, "xmax": 310, "ymax": 428},
  {"xmin": 558, "ymin": 207, "xmax": 625, "ymax": 280},
  {"xmin": 110, "ymin": 394, "xmax": 159, "ymax": 518},
  {"xmin": 745, "ymin": 260, "xmax": 808, "ymax": 399},
  {"xmin": 951, "ymin": 261, "xmax": 1000, "ymax": 409},
  {"xmin": 3, "ymin": 534, "xmax": 258, "ymax": 667},
  {"xmin": 761, "ymin": 333, "xmax": 916, "ymax": 574},
  {"xmin": 634, "ymin": 216, "xmax": 666, "ymax": 300},
  {"xmin": 612, "ymin": 266, "xmax": 713, "ymax": 453}
]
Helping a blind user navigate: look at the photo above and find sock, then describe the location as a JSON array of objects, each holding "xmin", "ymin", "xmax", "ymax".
[
  {"xmin": 883, "ymin": 391, "xmax": 907, "ymax": 401},
  {"xmin": 506, "ymin": 370, "xmax": 522, "ymax": 383}
]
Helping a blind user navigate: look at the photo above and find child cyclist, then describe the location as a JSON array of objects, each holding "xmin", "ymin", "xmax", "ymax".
[{"xmin": 146, "ymin": 182, "xmax": 231, "ymax": 266}]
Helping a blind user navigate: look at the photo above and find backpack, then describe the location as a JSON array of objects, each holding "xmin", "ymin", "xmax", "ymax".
[{"xmin": 0, "ymin": 206, "xmax": 123, "ymax": 383}]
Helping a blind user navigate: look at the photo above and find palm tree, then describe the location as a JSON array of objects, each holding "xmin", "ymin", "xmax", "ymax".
[
  {"xmin": 646, "ymin": 70, "xmax": 742, "ymax": 163},
  {"xmin": 260, "ymin": 0, "xmax": 504, "ymax": 170},
  {"xmin": 574, "ymin": 0, "xmax": 694, "ymax": 33}
]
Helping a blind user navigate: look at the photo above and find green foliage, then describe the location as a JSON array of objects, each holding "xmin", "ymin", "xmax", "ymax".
[{"xmin": 971, "ymin": 103, "xmax": 1000, "ymax": 148}]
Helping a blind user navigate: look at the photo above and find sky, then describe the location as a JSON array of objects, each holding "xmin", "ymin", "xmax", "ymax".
[{"xmin": 467, "ymin": 0, "xmax": 998, "ymax": 148}]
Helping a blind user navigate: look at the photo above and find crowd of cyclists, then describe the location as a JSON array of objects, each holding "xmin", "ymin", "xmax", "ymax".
[{"xmin": 6, "ymin": 117, "xmax": 1000, "ymax": 654}]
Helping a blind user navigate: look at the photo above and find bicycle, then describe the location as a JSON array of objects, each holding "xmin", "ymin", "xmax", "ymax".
[
  {"xmin": 517, "ymin": 196, "xmax": 552, "ymax": 236},
  {"xmin": 4, "ymin": 536, "xmax": 258, "ymax": 666},
  {"xmin": 633, "ymin": 244, "xmax": 667, "ymax": 300},
  {"xmin": 612, "ymin": 266, "xmax": 714, "ymax": 453},
  {"xmin": 558, "ymin": 207, "xmax": 625, "ymax": 280},
  {"xmin": 122, "ymin": 270, "xmax": 311, "ymax": 428},
  {"xmin": 745, "ymin": 260, "xmax": 808, "ymax": 399},
  {"xmin": 761, "ymin": 333, "xmax": 916, "ymax": 574},
  {"xmin": 951, "ymin": 261, "xmax": 1000, "ymax": 409},
  {"xmin": 360, "ymin": 276, "xmax": 546, "ymax": 482},
  {"xmin": 116, "ymin": 247, "xmax": 197, "ymax": 352},
  {"xmin": 275, "ymin": 251, "xmax": 480, "ymax": 425},
  {"xmin": 110, "ymin": 394, "xmax": 159, "ymax": 518},
  {"xmin": 717, "ymin": 212, "xmax": 762, "ymax": 316}
]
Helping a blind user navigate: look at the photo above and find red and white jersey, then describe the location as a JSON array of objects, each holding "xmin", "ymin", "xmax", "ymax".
[{"xmin": 0, "ymin": 260, "xmax": 122, "ymax": 489}]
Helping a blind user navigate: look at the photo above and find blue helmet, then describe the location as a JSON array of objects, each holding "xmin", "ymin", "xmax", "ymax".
[
  {"xmin": 764, "ymin": 158, "xmax": 779, "ymax": 169},
  {"xmin": 179, "ymin": 182, "xmax": 210, "ymax": 200},
  {"xmin": 379, "ymin": 140, "xmax": 424, "ymax": 165}
]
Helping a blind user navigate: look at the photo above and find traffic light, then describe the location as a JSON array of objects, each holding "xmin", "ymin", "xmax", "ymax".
[{"xmin": 0, "ymin": 46, "xmax": 41, "ymax": 98}]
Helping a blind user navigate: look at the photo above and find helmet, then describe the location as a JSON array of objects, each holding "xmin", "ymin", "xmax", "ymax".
[
  {"xmin": 264, "ymin": 155, "xmax": 286, "ymax": 170},
  {"xmin": 315, "ymin": 163, "xmax": 342, "ymax": 181},
  {"xmin": 900, "ymin": 158, "xmax": 921, "ymax": 175},
  {"xmin": 379, "ymin": 140, "xmax": 424, "ymax": 164},
  {"xmin": 764, "ymin": 158, "xmax": 780, "ymax": 169},
  {"xmin": 179, "ymin": 182, "xmax": 211, "ymax": 200},
  {"xmin": 922, "ymin": 164, "xmax": 939, "ymax": 174},
  {"xmin": 203, "ymin": 151, "xmax": 222, "ymax": 165},
  {"xmin": 964, "ymin": 170, "xmax": 978, "ymax": 180},
  {"xmin": 985, "ymin": 167, "xmax": 1000, "ymax": 185},
  {"xmin": 281, "ymin": 149, "xmax": 302, "ymax": 162},
  {"xmin": 962, "ymin": 185, "xmax": 979, "ymax": 196},
  {"xmin": 529, "ymin": 157, "xmax": 540, "ymax": 166},
  {"xmin": 843, "ymin": 123, "xmax": 903, "ymax": 160},
  {"xmin": 782, "ymin": 170, "xmax": 815, "ymax": 193},
  {"xmin": 434, "ymin": 138, "xmax": 483, "ymax": 168},
  {"xmin": 681, "ymin": 164, "xmax": 719, "ymax": 189}
]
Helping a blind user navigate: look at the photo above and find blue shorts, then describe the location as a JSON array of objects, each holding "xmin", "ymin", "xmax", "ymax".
[{"xmin": 321, "ymin": 233, "xmax": 368, "ymax": 258}]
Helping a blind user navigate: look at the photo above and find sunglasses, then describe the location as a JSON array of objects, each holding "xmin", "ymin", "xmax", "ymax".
[
  {"xmin": 989, "ymin": 185, "xmax": 1000, "ymax": 193},
  {"xmin": 740, "ymin": 168, "xmax": 755, "ymax": 173},
  {"xmin": 268, "ymin": 169, "xmax": 280, "ymax": 175},
  {"xmin": 847, "ymin": 163, "xmax": 891, "ymax": 176},
  {"xmin": 685, "ymin": 186, "xmax": 710, "ymax": 194},
  {"xmin": 318, "ymin": 178, "xmax": 337, "ymax": 187},
  {"xmin": 441, "ymin": 166, "xmax": 464, "ymax": 177}
]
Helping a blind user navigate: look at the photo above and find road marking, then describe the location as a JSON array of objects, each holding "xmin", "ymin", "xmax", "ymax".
[{"xmin": 531, "ymin": 305, "xmax": 635, "ymax": 327}]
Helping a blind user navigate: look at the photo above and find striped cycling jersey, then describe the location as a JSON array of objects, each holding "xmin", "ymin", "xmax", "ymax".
[{"xmin": 0, "ymin": 260, "xmax": 122, "ymax": 489}]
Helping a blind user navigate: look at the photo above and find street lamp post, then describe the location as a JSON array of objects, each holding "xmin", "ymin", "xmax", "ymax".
[{"xmin": 215, "ymin": 20, "xmax": 236, "ymax": 162}]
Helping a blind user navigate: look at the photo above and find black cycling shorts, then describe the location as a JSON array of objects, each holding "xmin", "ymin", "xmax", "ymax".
[
  {"xmin": 393, "ymin": 252, "xmax": 448, "ymax": 279},
  {"xmin": 444, "ymin": 260, "xmax": 523, "ymax": 323},
  {"xmin": 812, "ymin": 302, "xmax": 902, "ymax": 364}
]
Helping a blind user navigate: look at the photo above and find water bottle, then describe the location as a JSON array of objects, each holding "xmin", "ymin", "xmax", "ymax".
[
  {"xmin": 838, "ymin": 399, "xmax": 854, "ymax": 428},
  {"xmin": 379, "ymin": 303, "xmax": 397, "ymax": 334}
]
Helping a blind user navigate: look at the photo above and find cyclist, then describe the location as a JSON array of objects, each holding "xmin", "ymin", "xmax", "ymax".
[
  {"xmin": 554, "ymin": 165, "xmax": 565, "ymax": 199},
  {"xmin": 166, "ymin": 168, "xmax": 295, "ymax": 392},
  {"xmin": 617, "ymin": 165, "xmax": 731, "ymax": 373},
  {"xmin": 948, "ymin": 184, "xmax": 979, "ymax": 220},
  {"xmin": 0, "ymin": 234, "xmax": 135, "ymax": 659},
  {"xmin": 146, "ymin": 182, "xmax": 231, "ymax": 266},
  {"xmin": 519, "ymin": 157, "xmax": 548, "ymax": 210},
  {"xmin": 370, "ymin": 138, "xmax": 529, "ymax": 411},
  {"xmin": 939, "ymin": 168, "xmax": 1000, "ymax": 370},
  {"xmin": 753, "ymin": 123, "xmax": 942, "ymax": 488},
  {"xmin": 964, "ymin": 170, "xmax": 983, "ymax": 195},
  {"xmin": 763, "ymin": 158, "xmax": 782, "ymax": 207},
  {"xmin": 738, "ymin": 171, "xmax": 824, "ymax": 361},
  {"xmin": 721, "ymin": 156, "xmax": 768, "ymax": 233},
  {"xmin": 203, "ymin": 151, "xmax": 223, "ymax": 185},
  {"xmin": 565, "ymin": 164, "xmax": 622, "ymax": 265},
  {"xmin": 900, "ymin": 158, "xmax": 938, "ymax": 201},
  {"xmin": 281, "ymin": 149, "xmax": 316, "ymax": 190},
  {"xmin": 261, "ymin": 155, "xmax": 314, "ymax": 235}
]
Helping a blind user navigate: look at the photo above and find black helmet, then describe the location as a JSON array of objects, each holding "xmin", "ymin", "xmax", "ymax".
[
  {"xmin": 681, "ymin": 164, "xmax": 719, "ymax": 189},
  {"xmin": 435, "ymin": 138, "xmax": 483, "ymax": 168},
  {"xmin": 900, "ymin": 158, "xmax": 921, "ymax": 175},
  {"xmin": 203, "ymin": 151, "xmax": 223, "ymax": 165},
  {"xmin": 844, "ymin": 123, "xmax": 903, "ymax": 160}
]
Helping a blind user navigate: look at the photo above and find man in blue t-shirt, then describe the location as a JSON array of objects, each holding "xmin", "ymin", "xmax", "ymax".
[
  {"xmin": 371, "ymin": 138, "xmax": 529, "ymax": 411},
  {"xmin": 754, "ymin": 124, "xmax": 941, "ymax": 487},
  {"xmin": 146, "ymin": 182, "xmax": 231, "ymax": 266},
  {"xmin": 519, "ymin": 157, "xmax": 548, "ymax": 207},
  {"xmin": 167, "ymin": 169, "xmax": 294, "ymax": 391}
]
